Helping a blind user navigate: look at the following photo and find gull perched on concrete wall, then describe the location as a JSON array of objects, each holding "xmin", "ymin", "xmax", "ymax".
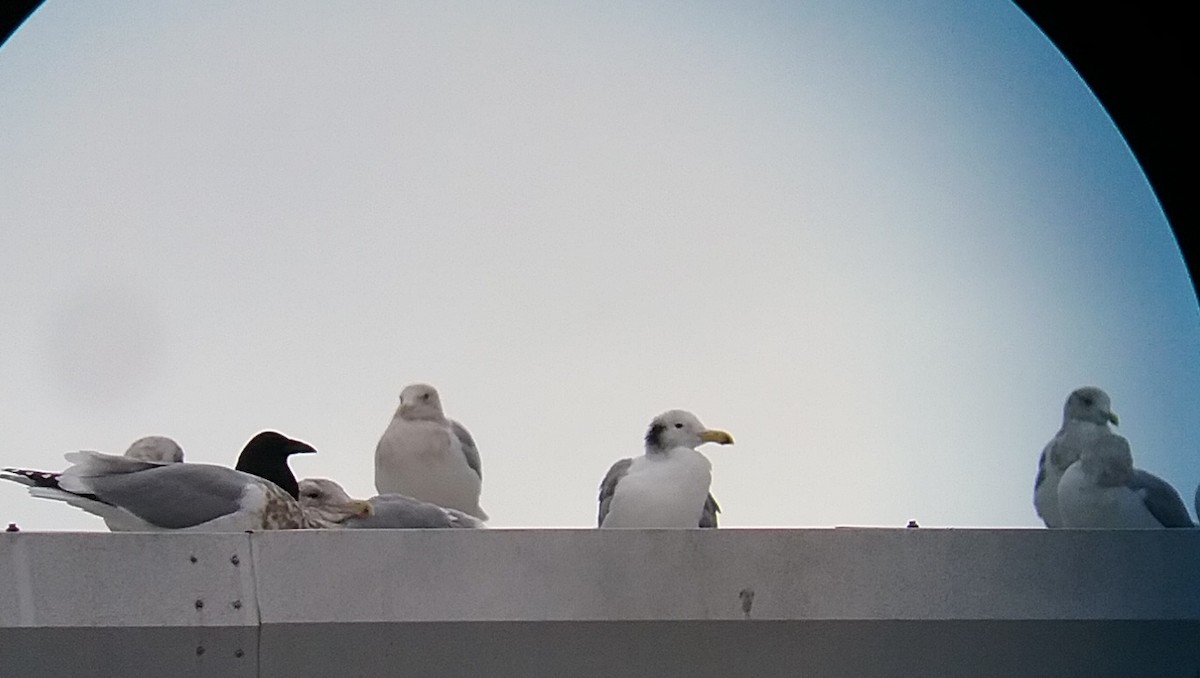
[
  {"xmin": 4, "ymin": 436, "xmax": 186, "ymax": 531},
  {"xmin": 374, "ymin": 383, "xmax": 488, "ymax": 521},
  {"xmin": 299, "ymin": 478, "xmax": 484, "ymax": 529},
  {"xmin": 1057, "ymin": 432, "xmax": 1195, "ymax": 529},
  {"xmin": 598, "ymin": 410, "xmax": 733, "ymax": 528},
  {"xmin": 1033, "ymin": 387, "xmax": 1121, "ymax": 527},
  {"xmin": 1035, "ymin": 387, "xmax": 1194, "ymax": 528},
  {"xmin": 1, "ymin": 440, "xmax": 368, "ymax": 531}
]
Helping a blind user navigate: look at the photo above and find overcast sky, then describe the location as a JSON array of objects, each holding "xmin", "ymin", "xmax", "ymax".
[{"xmin": 1, "ymin": 1, "xmax": 1197, "ymax": 531}]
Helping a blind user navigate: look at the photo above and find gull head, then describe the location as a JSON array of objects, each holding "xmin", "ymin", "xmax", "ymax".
[
  {"xmin": 298, "ymin": 478, "xmax": 373, "ymax": 527},
  {"xmin": 644, "ymin": 409, "xmax": 734, "ymax": 454},
  {"xmin": 1063, "ymin": 386, "xmax": 1119, "ymax": 427},
  {"xmin": 123, "ymin": 436, "xmax": 184, "ymax": 463},
  {"xmin": 397, "ymin": 383, "xmax": 446, "ymax": 421}
]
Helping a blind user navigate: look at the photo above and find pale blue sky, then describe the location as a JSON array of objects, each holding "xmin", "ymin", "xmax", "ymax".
[{"xmin": 1, "ymin": 1, "xmax": 1197, "ymax": 530}]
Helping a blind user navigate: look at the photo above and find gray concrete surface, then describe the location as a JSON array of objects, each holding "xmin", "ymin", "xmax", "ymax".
[{"xmin": 1, "ymin": 528, "xmax": 1198, "ymax": 677}]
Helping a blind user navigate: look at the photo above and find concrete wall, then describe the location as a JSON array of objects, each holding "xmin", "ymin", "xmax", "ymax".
[{"xmin": 1, "ymin": 528, "xmax": 1198, "ymax": 677}]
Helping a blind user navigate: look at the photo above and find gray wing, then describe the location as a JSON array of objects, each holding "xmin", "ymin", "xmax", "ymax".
[
  {"xmin": 1033, "ymin": 448, "xmax": 1048, "ymax": 492},
  {"xmin": 85, "ymin": 464, "xmax": 252, "ymax": 529},
  {"xmin": 699, "ymin": 493, "xmax": 720, "ymax": 528},
  {"xmin": 597, "ymin": 458, "xmax": 633, "ymax": 527},
  {"xmin": 1128, "ymin": 469, "xmax": 1196, "ymax": 528},
  {"xmin": 449, "ymin": 420, "xmax": 482, "ymax": 480},
  {"xmin": 346, "ymin": 494, "xmax": 460, "ymax": 529}
]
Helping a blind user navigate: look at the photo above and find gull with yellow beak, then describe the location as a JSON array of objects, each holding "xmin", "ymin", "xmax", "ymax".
[
  {"xmin": 375, "ymin": 383, "xmax": 488, "ymax": 521},
  {"xmin": 598, "ymin": 410, "xmax": 734, "ymax": 528}
]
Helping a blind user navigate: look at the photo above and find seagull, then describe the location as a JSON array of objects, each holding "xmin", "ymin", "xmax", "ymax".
[
  {"xmin": 1056, "ymin": 430, "xmax": 1195, "ymax": 528},
  {"xmin": 374, "ymin": 383, "xmax": 488, "ymax": 521},
  {"xmin": 1033, "ymin": 387, "xmax": 1121, "ymax": 527},
  {"xmin": 2, "ymin": 434, "xmax": 362, "ymax": 528},
  {"xmin": 233, "ymin": 431, "xmax": 316, "ymax": 499},
  {"xmin": 123, "ymin": 436, "xmax": 184, "ymax": 463},
  {"xmin": 598, "ymin": 410, "xmax": 734, "ymax": 528},
  {"xmin": 1, "ymin": 436, "xmax": 365, "ymax": 531},
  {"xmin": 1, "ymin": 435, "xmax": 185, "ymax": 530},
  {"xmin": 299, "ymin": 478, "xmax": 485, "ymax": 529}
]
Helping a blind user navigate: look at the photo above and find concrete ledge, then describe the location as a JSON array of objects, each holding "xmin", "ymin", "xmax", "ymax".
[{"xmin": 1, "ymin": 529, "xmax": 1198, "ymax": 677}]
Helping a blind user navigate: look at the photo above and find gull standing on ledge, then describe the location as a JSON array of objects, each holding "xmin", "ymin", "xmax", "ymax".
[
  {"xmin": 1033, "ymin": 387, "xmax": 1121, "ymax": 527},
  {"xmin": 598, "ymin": 410, "xmax": 734, "ymax": 528},
  {"xmin": 374, "ymin": 383, "xmax": 488, "ymax": 521},
  {"xmin": 1056, "ymin": 429, "xmax": 1196, "ymax": 529}
]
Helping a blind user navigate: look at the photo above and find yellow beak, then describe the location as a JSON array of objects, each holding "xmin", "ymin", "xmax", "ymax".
[
  {"xmin": 1107, "ymin": 411, "xmax": 1119, "ymax": 426},
  {"xmin": 698, "ymin": 429, "xmax": 734, "ymax": 445}
]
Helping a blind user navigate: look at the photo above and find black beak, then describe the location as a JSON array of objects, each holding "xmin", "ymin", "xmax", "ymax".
[{"xmin": 287, "ymin": 440, "xmax": 318, "ymax": 456}]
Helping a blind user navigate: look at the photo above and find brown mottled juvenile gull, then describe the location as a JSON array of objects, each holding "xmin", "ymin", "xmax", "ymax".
[{"xmin": 598, "ymin": 410, "xmax": 733, "ymax": 528}]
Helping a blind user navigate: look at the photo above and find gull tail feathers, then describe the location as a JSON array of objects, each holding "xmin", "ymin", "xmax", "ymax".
[
  {"xmin": 2, "ymin": 468, "xmax": 62, "ymax": 489},
  {"xmin": 58, "ymin": 451, "xmax": 161, "ymax": 494}
]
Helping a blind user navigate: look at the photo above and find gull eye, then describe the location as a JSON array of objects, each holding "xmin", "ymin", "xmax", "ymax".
[
  {"xmin": 1081, "ymin": 397, "xmax": 1094, "ymax": 407},
  {"xmin": 674, "ymin": 423, "xmax": 684, "ymax": 429}
]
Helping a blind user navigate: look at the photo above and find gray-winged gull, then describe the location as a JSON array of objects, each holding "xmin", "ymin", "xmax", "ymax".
[
  {"xmin": 2, "ymin": 451, "xmax": 370, "ymax": 531},
  {"xmin": 598, "ymin": 410, "xmax": 733, "ymax": 528},
  {"xmin": 1033, "ymin": 387, "xmax": 1121, "ymax": 527},
  {"xmin": 3, "ymin": 436, "xmax": 185, "ymax": 531},
  {"xmin": 299, "ymin": 478, "xmax": 485, "ymax": 529},
  {"xmin": 1125, "ymin": 469, "xmax": 1196, "ymax": 527},
  {"xmin": 1051, "ymin": 398, "xmax": 1196, "ymax": 528},
  {"xmin": 375, "ymin": 383, "xmax": 488, "ymax": 521}
]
